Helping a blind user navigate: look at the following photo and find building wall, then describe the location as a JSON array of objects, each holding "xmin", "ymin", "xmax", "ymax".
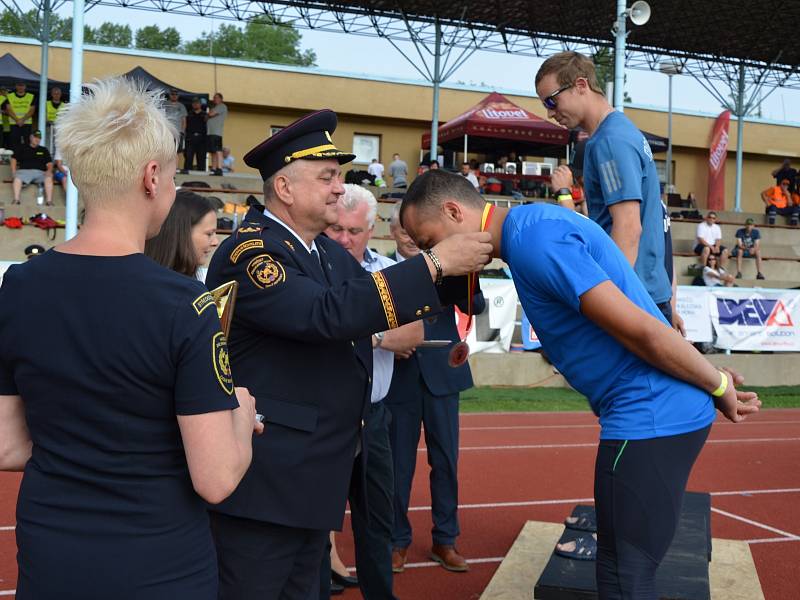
[{"xmin": 4, "ymin": 39, "xmax": 799, "ymax": 214}]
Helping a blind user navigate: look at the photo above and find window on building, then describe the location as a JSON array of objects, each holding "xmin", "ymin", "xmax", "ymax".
[
  {"xmin": 352, "ymin": 133, "xmax": 381, "ymax": 165},
  {"xmin": 654, "ymin": 159, "xmax": 675, "ymax": 187}
]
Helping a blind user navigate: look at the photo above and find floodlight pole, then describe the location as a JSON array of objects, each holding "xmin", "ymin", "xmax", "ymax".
[
  {"xmin": 65, "ymin": 0, "xmax": 85, "ymax": 240},
  {"xmin": 429, "ymin": 19, "xmax": 442, "ymax": 164},
  {"xmin": 37, "ymin": 0, "xmax": 50, "ymax": 148},
  {"xmin": 733, "ymin": 62, "xmax": 745, "ymax": 213},
  {"xmin": 613, "ymin": 0, "xmax": 627, "ymax": 111}
]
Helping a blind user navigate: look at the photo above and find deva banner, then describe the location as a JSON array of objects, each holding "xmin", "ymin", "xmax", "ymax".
[{"xmin": 709, "ymin": 288, "xmax": 800, "ymax": 351}]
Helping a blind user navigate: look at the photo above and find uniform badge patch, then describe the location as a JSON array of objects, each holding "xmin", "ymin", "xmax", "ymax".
[
  {"xmin": 230, "ymin": 239, "xmax": 265, "ymax": 263},
  {"xmin": 237, "ymin": 225, "xmax": 262, "ymax": 235},
  {"xmin": 246, "ymin": 253, "xmax": 285, "ymax": 289},
  {"xmin": 192, "ymin": 292, "xmax": 215, "ymax": 316},
  {"xmin": 212, "ymin": 332, "xmax": 234, "ymax": 395}
]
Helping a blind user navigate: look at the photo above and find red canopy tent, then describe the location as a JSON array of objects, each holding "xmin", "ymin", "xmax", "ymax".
[{"xmin": 421, "ymin": 91, "xmax": 569, "ymax": 158}]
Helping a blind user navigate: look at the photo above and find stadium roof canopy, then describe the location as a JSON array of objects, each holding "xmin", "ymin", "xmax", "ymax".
[{"xmin": 73, "ymin": 0, "xmax": 800, "ymax": 89}]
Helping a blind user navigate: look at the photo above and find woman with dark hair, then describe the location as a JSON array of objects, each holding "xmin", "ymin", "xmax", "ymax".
[{"xmin": 145, "ymin": 189, "xmax": 219, "ymax": 281}]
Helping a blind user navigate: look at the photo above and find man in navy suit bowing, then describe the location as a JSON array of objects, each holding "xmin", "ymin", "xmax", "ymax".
[
  {"xmin": 205, "ymin": 110, "xmax": 492, "ymax": 600},
  {"xmin": 384, "ymin": 202, "xmax": 486, "ymax": 574}
]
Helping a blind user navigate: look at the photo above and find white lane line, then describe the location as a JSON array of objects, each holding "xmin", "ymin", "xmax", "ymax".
[
  {"xmin": 0, "ymin": 591, "xmax": 14, "ymax": 596},
  {"xmin": 711, "ymin": 506, "xmax": 800, "ymax": 539},
  {"xmin": 0, "ymin": 526, "xmax": 14, "ymax": 531},
  {"xmin": 461, "ymin": 420, "xmax": 800, "ymax": 431},
  {"xmin": 746, "ymin": 536, "xmax": 800, "ymax": 544},
  {"xmin": 429, "ymin": 437, "xmax": 800, "ymax": 452},
  {"xmin": 712, "ymin": 487, "xmax": 800, "ymax": 497},
  {"xmin": 403, "ymin": 556, "xmax": 505, "ymax": 570}
]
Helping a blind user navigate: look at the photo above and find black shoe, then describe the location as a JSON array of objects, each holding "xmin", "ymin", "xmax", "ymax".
[
  {"xmin": 331, "ymin": 570, "xmax": 359, "ymax": 587},
  {"xmin": 735, "ymin": 271, "xmax": 742, "ymax": 279},
  {"xmin": 757, "ymin": 272, "xmax": 765, "ymax": 280},
  {"xmin": 211, "ymin": 169, "xmax": 223, "ymax": 176},
  {"xmin": 179, "ymin": 169, "xmax": 189, "ymax": 174},
  {"xmin": 330, "ymin": 581, "xmax": 344, "ymax": 595}
]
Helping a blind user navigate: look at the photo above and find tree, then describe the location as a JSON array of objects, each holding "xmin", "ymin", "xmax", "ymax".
[
  {"xmin": 183, "ymin": 17, "xmax": 316, "ymax": 66},
  {"xmin": 89, "ymin": 22, "xmax": 132, "ymax": 47},
  {"xmin": 593, "ymin": 47, "xmax": 632, "ymax": 103},
  {"xmin": 135, "ymin": 25, "xmax": 181, "ymax": 52}
]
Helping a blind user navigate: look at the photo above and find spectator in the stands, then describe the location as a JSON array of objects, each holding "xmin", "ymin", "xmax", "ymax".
[
  {"xmin": 368, "ymin": 158, "xmax": 384, "ymax": 180},
  {"xmin": 702, "ymin": 255, "xmax": 734, "ymax": 287},
  {"xmin": 207, "ymin": 92, "xmax": 227, "ymax": 176},
  {"xmin": 182, "ymin": 97, "xmax": 207, "ymax": 173},
  {"xmin": 686, "ymin": 192, "xmax": 698, "ymax": 208},
  {"xmin": 772, "ymin": 159, "xmax": 796, "ymax": 192},
  {"xmin": 52, "ymin": 146, "xmax": 68, "ymax": 189},
  {"xmin": 761, "ymin": 178, "xmax": 799, "ymax": 226},
  {"xmin": 429, "ymin": 160, "xmax": 440, "ymax": 170},
  {"xmin": 694, "ymin": 211, "xmax": 728, "ymax": 267},
  {"xmin": 164, "ymin": 89, "xmax": 187, "ymax": 163},
  {"xmin": 222, "ymin": 147, "xmax": 235, "ymax": 173},
  {"xmin": 45, "ymin": 87, "xmax": 66, "ymax": 154},
  {"xmin": 11, "ymin": 130, "xmax": 53, "ymax": 206},
  {"xmin": 460, "ymin": 161, "xmax": 479, "ymax": 190},
  {"xmin": 3, "ymin": 81, "xmax": 35, "ymax": 156},
  {"xmin": 144, "ymin": 189, "xmax": 219, "ymax": 282},
  {"xmin": 732, "ymin": 218, "xmax": 765, "ymax": 280},
  {"xmin": 389, "ymin": 152, "xmax": 408, "ymax": 188}
]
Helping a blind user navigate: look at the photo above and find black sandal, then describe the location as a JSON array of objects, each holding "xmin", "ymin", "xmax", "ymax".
[
  {"xmin": 564, "ymin": 512, "xmax": 597, "ymax": 533},
  {"xmin": 555, "ymin": 535, "xmax": 597, "ymax": 561}
]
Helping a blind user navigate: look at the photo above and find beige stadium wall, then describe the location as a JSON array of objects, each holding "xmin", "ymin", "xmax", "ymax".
[{"xmin": 2, "ymin": 38, "xmax": 799, "ymax": 213}]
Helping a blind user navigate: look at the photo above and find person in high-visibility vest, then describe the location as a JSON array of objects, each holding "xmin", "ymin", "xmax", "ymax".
[
  {"xmin": 45, "ymin": 87, "xmax": 66, "ymax": 154},
  {"xmin": 761, "ymin": 178, "xmax": 800, "ymax": 226},
  {"xmin": 0, "ymin": 87, "xmax": 9, "ymax": 155},
  {"xmin": 3, "ymin": 81, "xmax": 35, "ymax": 156}
]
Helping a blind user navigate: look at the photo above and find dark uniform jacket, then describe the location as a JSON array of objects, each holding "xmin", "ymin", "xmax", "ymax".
[
  {"xmin": 384, "ymin": 253, "xmax": 485, "ymax": 401},
  {"xmin": 205, "ymin": 208, "xmax": 443, "ymax": 531}
]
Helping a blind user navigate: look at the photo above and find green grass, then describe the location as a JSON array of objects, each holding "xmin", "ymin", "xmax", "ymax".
[{"xmin": 459, "ymin": 385, "xmax": 800, "ymax": 413}]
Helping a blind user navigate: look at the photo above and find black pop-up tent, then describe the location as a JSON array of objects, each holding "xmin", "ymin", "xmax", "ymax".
[
  {"xmin": 121, "ymin": 66, "xmax": 208, "ymax": 104},
  {"xmin": 0, "ymin": 53, "xmax": 68, "ymax": 93}
]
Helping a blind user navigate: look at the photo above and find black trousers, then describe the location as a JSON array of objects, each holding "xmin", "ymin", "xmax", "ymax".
[
  {"xmin": 319, "ymin": 401, "xmax": 397, "ymax": 600},
  {"xmin": 184, "ymin": 134, "xmax": 207, "ymax": 171},
  {"xmin": 594, "ymin": 425, "xmax": 711, "ymax": 600},
  {"xmin": 210, "ymin": 511, "xmax": 327, "ymax": 600},
  {"xmin": 8, "ymin": 124, "xmax": 30, "ymax": 155}
]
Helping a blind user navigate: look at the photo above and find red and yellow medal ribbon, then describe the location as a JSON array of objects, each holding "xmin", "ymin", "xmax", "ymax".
[{"xmin": 464, "ymin": 203, "xmax": 495, "ymax": 334}]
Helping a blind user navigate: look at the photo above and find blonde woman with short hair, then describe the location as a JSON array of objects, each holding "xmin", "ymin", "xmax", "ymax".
[{"xmin": 0, "ymin": 78, "xmax": 261, "ymax": 599}]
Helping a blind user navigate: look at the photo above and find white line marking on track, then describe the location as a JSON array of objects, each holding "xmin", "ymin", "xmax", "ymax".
[
  {"xmin": 0, "ymin": 591, "xmax": 14, "ymax": 596},
  {"xmin": 0, "ymin": 526, "xmax": 14, "ymax": 531},
  {"xmin": 403, "ymin": 556, "xmax": 505, "ymax": 570},
  {"xmin": 428, "ymin": 437, "xmax": 800, "ymax": 452},
  {"xmin": 746, "ymin": 536, "xmax": 800, "ymax": 544},
  {"xmin": 712, "ymin": 487, "xmax": 800, "ymax": 497},
  {"xmin": 711, "ymin": 507, "xmax": 800, "ymax": 539}
]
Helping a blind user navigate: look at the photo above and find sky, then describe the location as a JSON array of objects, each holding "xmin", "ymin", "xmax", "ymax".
[{"xmin": 44, "ymin": 2, "xmax": 800, "ymax": 124}]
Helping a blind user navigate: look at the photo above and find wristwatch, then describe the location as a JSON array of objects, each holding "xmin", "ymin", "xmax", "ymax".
[{"xmin": 374, "ymin": 331, "xmax": 385, "ymax": 347}]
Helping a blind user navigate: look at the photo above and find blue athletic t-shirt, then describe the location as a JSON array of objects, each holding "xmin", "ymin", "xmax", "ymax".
[
  {"xmin": 583, "ymin": 111, "xmax": 671, "ymax": 305},
  {"xmin": 501, "ymin": 203, "xmax": 715, "ymax": 440}
]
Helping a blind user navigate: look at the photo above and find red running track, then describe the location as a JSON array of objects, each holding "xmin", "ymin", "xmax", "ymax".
[{"xmin": 1, "ymin": 409, "xmax": 799, "ymax": 599}]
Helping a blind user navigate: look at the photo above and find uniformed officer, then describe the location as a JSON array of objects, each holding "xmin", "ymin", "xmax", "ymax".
[
  {"xmin": 45, "ymin": 87, "xmax": 66, "ymax": 154},
  {"xmin": 205, "ymin": 109, "xmax": 492, "ymax": 600}
]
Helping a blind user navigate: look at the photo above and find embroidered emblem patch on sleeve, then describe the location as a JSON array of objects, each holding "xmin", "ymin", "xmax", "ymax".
[
  {"xmin": 212, "ymin": 332, "xmax": 234, "ymax": 395},
  {"xmin": 230, "ymin": 239, "xmax": 265, "ymax": 264},
  {"xmin": 192, "ymin": 292, "xmax": 216, "ymax": 316},
  {"xmin": 246, "ymin": 253, "xmax": 286, "ymax": 289}
]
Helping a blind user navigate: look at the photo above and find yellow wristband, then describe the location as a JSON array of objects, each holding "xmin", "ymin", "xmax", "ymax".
[
  {"xmin": 711, "ymin": 370, "xmax": 728, "ymax": 397},
  {"xmin": 556, "ymin": 194, "xmax": 573, "ymax": 204}
]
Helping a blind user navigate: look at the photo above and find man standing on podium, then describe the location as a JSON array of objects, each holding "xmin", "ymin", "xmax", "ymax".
[{"xmin": 204, "ymin": 109, "xmax": 492, "ymax": 600}]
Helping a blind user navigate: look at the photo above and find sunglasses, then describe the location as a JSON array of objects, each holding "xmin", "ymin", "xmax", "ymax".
[{"xmin": 542, "ymin": 83, "xmax": 573, "ymax": 110}]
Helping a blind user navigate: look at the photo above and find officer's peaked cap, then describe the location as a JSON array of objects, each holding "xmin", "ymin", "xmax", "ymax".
[{"xmin": 244, "ymin": 109, "xmax": 355, "ymax": 181}]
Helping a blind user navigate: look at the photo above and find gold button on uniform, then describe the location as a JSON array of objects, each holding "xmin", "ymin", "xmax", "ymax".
[
  {"xmin": 361, "ymin": 420, "xmax": 365, "ymax": 428},
  {"xmin": 415, "ymin": 309, "xmax": 422, "ymax": 316},
  {"xmin": 423, "ymin": 305, "xmax": 431, "ymax": 313}
]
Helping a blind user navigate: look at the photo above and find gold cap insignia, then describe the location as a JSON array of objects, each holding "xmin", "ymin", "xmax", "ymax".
[{"xmin": 284, "ymin": 239, "xmax": 295, "ymax": 252}]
